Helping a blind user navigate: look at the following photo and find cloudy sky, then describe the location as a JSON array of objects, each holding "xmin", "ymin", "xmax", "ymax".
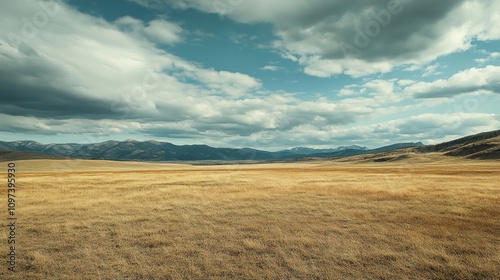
[{"xmin": 1, "ymin": 0, "xmax": 499, "ymax": 150}]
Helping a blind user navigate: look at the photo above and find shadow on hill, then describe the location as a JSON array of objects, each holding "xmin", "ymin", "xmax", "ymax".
[
  {"xmin": 373, "ymin": 155, "xmax": 411, "ymax": 162},
  {"xmin": 0, "ymin": 150, "xmax": 63, "ymax": 161}
]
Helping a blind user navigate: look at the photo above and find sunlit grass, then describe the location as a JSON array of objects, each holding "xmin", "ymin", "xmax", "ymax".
[{"xmin": 1, "ymin": 158, "xmax": 499, "ymax": 279}]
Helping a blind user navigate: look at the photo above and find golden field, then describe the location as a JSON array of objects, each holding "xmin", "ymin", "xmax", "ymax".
[{"xmin": 1, "ymin": 156, "xmax": 499, "ymax": 279}]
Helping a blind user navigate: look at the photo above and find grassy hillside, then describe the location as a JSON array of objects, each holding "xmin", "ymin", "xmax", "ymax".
[
  {"xmin": 417, "ymin": 130, "xmax": 500, "ymax": 154},
  {"xmin": 0, "ymin": 159, "xmax": 498, "ymax": 279},
  {"xmin": 0, "ymin": 150, "xmax": 63, "ymax": 161}
]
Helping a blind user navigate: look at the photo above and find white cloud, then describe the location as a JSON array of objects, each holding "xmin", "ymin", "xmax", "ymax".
[
  {"xmin": 260, "ymin": 65, "xmax": 282, "ymax": 71},
  {"xmin": 363, "ymin": 80, "xmax": 394, "ymax": 96},
  {"xmin": 135, "ymin": 0, "xmax": 500, "ymax": 78},
  {"xmin": 212, "ymin": 112, "xmax": 500, "ymax": 150},
  {"xmin": 144, "ymin": 19, "xmax": 183, "ymax": 44},
  {"xmin": 422, "ymin": 64, "xmax": 442, "ymax": 78},
  {"xmin": 390, "ymin": 113, "xmax": 500, "ymax": 144},
  {"xmin": 474, "ymin": 51, "xmax": 500, "ymax": 64},
  {"xmin": 115, "ymin": 16, "xmax": 183, "ymax": 45},
  {"xmin": 338, "ymin": 88, "xmax": 358, "ymax": 97},
  {"xmin": 0, "ymin": 1, "xmax": 261, "ymax": 130},
  {"xmin": 0, "ymin": 0, "xmax": 383, "ymax": 147},
  {"xmin": 404, "ymin": 66, "xmax": 500, "ymax": 98},
  {"xmin": 191, "ymin": 70, "xmax": 262, "ymax": 97},
  {"xmin": 1, "ymin": 0, "xmax": 499, "ymax": 149},
  {"xmin": 397, "ymin": 79, "xmax": 416, "ymax": 86}
]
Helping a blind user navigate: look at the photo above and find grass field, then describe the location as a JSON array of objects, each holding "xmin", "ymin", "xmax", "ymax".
[{"xmin": 1, "ymin": 157, "xmax": 499, "ymax": 279}]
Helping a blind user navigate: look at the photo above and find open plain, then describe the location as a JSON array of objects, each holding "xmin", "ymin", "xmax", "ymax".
[{"xmin": 1, "ymin": 155, "xmax": 499, "ymax": 279}]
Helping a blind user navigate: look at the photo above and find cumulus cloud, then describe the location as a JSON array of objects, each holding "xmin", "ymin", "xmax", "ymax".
[
  {"xmin": 115, "ymin": 16, "xmax": 183, "ymax": 45},
  {"xmin": 393, "ymin": 113, "xmax": 497, "ymax": 136},
  {"xmin": 0, "ymin": 0, "xmax": 375, "ymax": 146},
  {"xmin": 397, "ymin": 79, "xmax": 416, "ymax": 86},
  {"xmin": 131, "ymin": 0, "xmax": 500, "ymax": 77},
  {"xmin": 210, "ymin": 112, "xmax": 500, "ymax": 150},
  {"xmin": 1, "ymin": 0, "xmax": 499, "ymax": 149},
  {"xmin": 260, "ymin": 65, "xmax": 282, "ymax": 71},
  {"xmin": 404, "ymin": 65, "xmax": 500, "ymax": 98},
  {"xmin": 421, "ymin": 64, "xmax": 442, "ymax": 77},
  {"xmin": 476, "ymin": 52, "xmax": 500, "ymax": 64},
  {"xmin": 0, "ymin": 0, "xmax": 263, "ymax": 121}
]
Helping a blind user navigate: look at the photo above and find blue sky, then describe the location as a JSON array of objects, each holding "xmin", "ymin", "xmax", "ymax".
[{"xmin": 0, "ymin": 0, "xmax": 499, "ymax": 150}]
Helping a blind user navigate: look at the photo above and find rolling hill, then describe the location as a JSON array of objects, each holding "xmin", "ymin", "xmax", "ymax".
[
  {"xmin": 416, "ymin": 130, "xmax": 500, "ymax": 160},
  {"xmin": 0, "ymin": 150, "xmax": 64, "ymax": 161},
  {"xmin": 339, "ymin": 130, "xmax": 500, "ymax": 163}
]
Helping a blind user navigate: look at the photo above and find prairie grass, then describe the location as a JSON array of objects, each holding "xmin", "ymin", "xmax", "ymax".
[{"xmin": 0, "ymin": 158, "xmax": 499, "ymax": 279}]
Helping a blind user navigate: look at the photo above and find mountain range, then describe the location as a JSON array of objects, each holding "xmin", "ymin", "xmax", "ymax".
[
  {"xmin": 0, "ymin": 139, "xmax": 420, "ymax": 162},
  {"xmin": 1, "ymin": 129, "xmax": 499, "ymax": 162}
]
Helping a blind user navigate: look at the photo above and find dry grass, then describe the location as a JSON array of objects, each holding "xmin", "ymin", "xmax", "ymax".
[{"xmin": 1, "ymin": 158, "xmax": 499, "ymax": 279}]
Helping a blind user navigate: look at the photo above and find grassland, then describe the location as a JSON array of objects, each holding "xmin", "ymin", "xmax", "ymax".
[{"xmin": 1, "ymin": 156, "xmax": 499, "ymax": 279}]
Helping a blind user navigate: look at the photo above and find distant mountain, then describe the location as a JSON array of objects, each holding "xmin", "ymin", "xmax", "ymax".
[
  {"xmin": 276, "ymin": 145, "xmax": 368, "ymax": 156},
  {"xmin": 0, "ymin": 150, "xmax": 63, "ymax": 161},
  {"xmin": 0, "ymin": 140, "xmax": 277, "ymax": 161},
  {"xmin": 275, "ymin": 143, "xmax": 423, "ymax": 159},
  {"xmin": 0, "ymin": 140, "xmax": 82, "ymax": 156},
  {"xmin": 0, "ymin": 140, "xmax": 373, "ymax": 161},
  {"xmin": 0, "ymin": 140, "xmax": 424, "ymax": 162},
  {"xmin": 1, "ymin": 129, "xmax": 499, "ymax": 162}
]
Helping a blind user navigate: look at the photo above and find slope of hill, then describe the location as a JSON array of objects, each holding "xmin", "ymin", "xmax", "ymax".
[
  {"xmin": 291, "ymin": 142, "xmax": 425, "ymax": 159},
  {"xmin": 414, "ymin": 130, "xmax": 500, "ymax": 160},
  {"xmin": 441, "ymin": 135, "xmax": 500, "ymax": 160},
  {"xmin": 417, "ymin": 129, "xmax": 500, "ymax": 153},
  {"xmin": 276, "ymin": 145, "xmax": 368, "ymax": 156},
  {"xmin": 0, "ymin": 150, "xmax": 63, "ymax": 161},
  {"xmin": 338, "ymin": 130, "xmax": 500, "ymax": 163}
]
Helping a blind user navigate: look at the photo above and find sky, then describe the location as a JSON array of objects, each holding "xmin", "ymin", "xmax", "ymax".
[{"xmin": 0, "ymin": 0, "xmax": 499, "ymax": 150}]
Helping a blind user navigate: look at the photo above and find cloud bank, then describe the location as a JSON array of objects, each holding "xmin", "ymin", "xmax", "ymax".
[{"xmin": 0, "ymin": 0, "xmax": 499, "ymax": 149}]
